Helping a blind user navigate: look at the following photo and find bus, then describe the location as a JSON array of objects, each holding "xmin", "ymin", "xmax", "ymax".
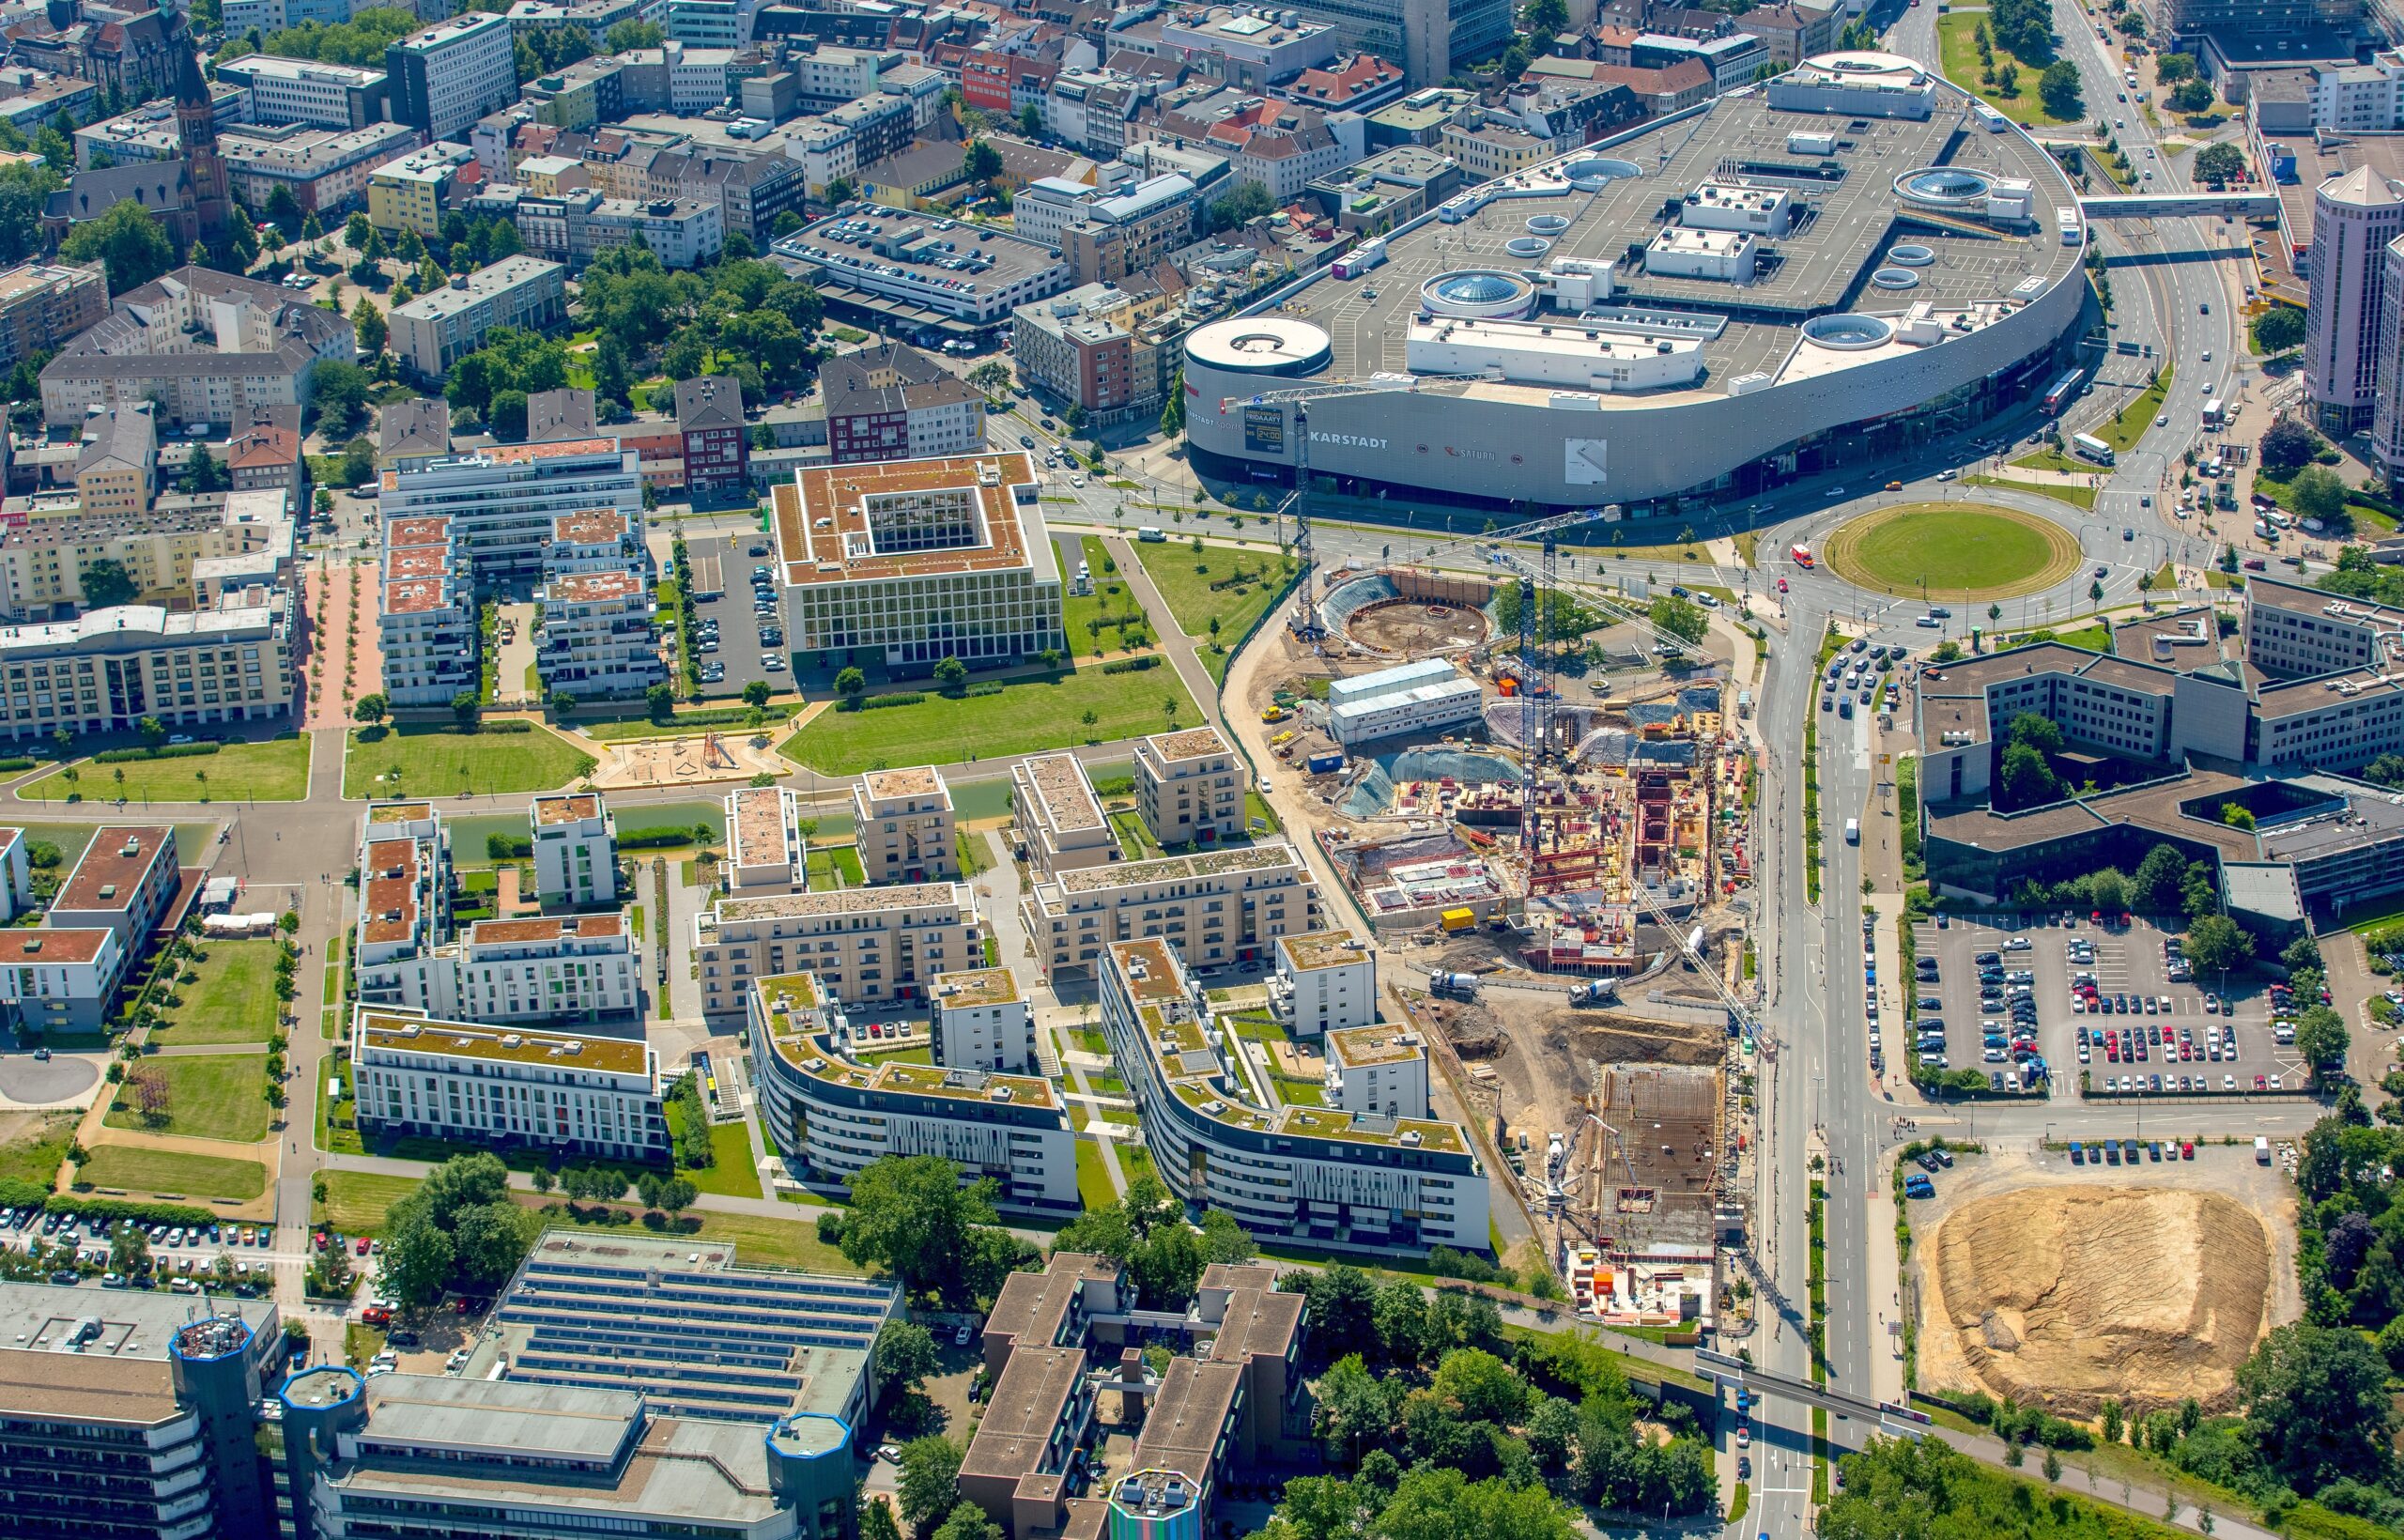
[
  {"xmin": 2042, "ymin": 368, "xmax": 2087, "ymax": 414},
  {"xmin": 1791, "ymin": 543, "xmax": 1815, "ymax": 568},
  {"xmin": 1971, "ymin": 101, "xmax": 2008, "ymax": 131},
  {"xmin": 2072, "ymin": 431, "xmax": 2116, "ymax": 465}
]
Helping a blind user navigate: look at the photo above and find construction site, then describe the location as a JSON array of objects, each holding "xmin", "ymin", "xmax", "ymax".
[{"xmin": 1240, "ymin": 509, "xmax": 1764, "ymax": 1330}]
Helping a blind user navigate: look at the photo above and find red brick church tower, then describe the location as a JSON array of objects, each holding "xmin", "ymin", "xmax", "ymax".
[{"xmin": 173, "ymin": 39, "xmax": 228, "ymax": 246}]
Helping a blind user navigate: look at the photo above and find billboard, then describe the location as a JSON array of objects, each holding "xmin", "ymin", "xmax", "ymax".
[{"xmin": 1242, "ymin": 405, "xmax": 1286, "ymax": 454}]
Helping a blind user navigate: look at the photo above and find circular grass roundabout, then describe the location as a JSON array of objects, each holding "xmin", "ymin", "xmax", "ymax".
[{"xmin": 1822, "ymin": 503, "xmax": 2083, "ymax": 603}]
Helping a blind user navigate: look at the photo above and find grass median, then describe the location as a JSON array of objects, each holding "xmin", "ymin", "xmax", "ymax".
[{"xmin": 21, "ymin": 736, "xmax": 313, "ymax": 804}]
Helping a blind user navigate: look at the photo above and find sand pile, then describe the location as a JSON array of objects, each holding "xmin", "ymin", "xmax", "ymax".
[{"xmin": 1926, "ymin": 1185, "xmax": 2270, "ymax": 1417}]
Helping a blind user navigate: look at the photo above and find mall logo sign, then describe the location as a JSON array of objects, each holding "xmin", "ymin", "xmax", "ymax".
[{"xmin": 1310, "ymin": 431, "xmax": 1388, "ymax": 448}]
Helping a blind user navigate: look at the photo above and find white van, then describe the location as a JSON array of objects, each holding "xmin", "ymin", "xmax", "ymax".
[{"xmin": 1845, "ymin": 818, "xmax": 1860, "ymax": 844}]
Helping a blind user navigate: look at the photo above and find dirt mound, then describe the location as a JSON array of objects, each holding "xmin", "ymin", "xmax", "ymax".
[
  {"xmin": 1554, "ymin": 1013, "xmax": 1726, "ymax": 1069},
  {"xmin": 1927, "ymin": 1186, "xmax": 2270, "ymax": 1417}
]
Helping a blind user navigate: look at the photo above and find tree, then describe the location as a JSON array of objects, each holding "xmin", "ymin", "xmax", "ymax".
[
  {"xmin": 1429, "ymin": 1348, "xmax": 1527, "ymax": 1424},
  {"xmin": 2260, "ymin": 418, "xmax": 2320, "ymax": 474},
  {"xmin": 743, "ymin": 679, "xmax": 773, "ymax": 708},
  {"xmin": 452, "ymin": 689, "xmax": 480, "ymax": 725},
  {"xmin": 1209, "ymin": 179, "xmax": 1276, "ymax": 232},
  {"xmin": 2294, "ymin": 1006, "xmax": 2350, "ymax": 1076},
  {"xmin": 1648, "ymin": 594, "xmax": 1708, "ymax": 645},
  {"xmin": 2183, "ymin": 913, "xmax": 2254, "ymax": 977},
  {"xmin": 2039, "ymin": 60, "xmax": 2083, "ymax": 116},
  {"xmin": 379, "ymin": 1206, "xmax": 456, "ymax": 1306},
  {"xmin": 605, "ymin": 16, "xmax": 662, "ymax": 47},
  {"xmin": 178, "ymin": 444, "xmax": 229, "ymax": 495},
  {"xmin": 2289, "ymin": 466, "xmax": 2349, "ymax": 527},
  {"xmin": 59, "ymin": 201, "xmax": 175, "ymax": 294},
  {"xmin": 352, "ymin": 296, "xmax": 387, "ymax": 357},
  {"xmin": 2221, "ymin": 802, "xmax": 2257, "ymax": 830},
  {"xmin": 81, "ymin": 559, "xmax": 138, "ymax": 608},
  {"xmin": 838, "ymin": 1155, "xmax": 1001, "ymax": 1303},
  {"xmin": 896, "ymin": 1435, "xmax": 964, "ymax": 1536},
  {"xmin": 109, "ymin": 1222, "xmax": 150, "ymax": 1276},
  {"xmin": 2155, "ymin": 51, "xmax": 2197, "ymax": 81},
  {"xmin": 0, "ymin": 163, "xmax": 63, "ymax": 268},
  {"xmin": 2134, "ymin": 843, "xmax": 2188, "ymax": 912},
  {"xmin": 2239, "ymin": 1322, "xmax": 2398, "ymax": 1490},
  {"xmin": 871, "ymin": 1319, "xmax": 941, "ymax": 1406},
  {"xmin": 930, "ymin": 1502, "xmax": 1003, "ymax": 1540},
  {"xmin": 1997, "ymin": 741, "xmax": 2061, "ymax": 809},
  {"xmin": 835, "ymin": 666, "xmax": 867, "ymax": 703},
  {"xmin": 354, "ymin": 692, "xmax": 387, "ymax": 725},
  {"xmin": 2180, "ymin": 83, "xmax": 2227, "ymax": 119},
  {"xmin": 962, "ymin": 139, "xmax": 1004, "ymax": 187},
  {"xmin": 1377, "ymin": 1467, "xmax": 1577, "ymax": 1540},
  {"xmin": 2253, "ymin": 305, "xmax": 2306, "ymax": 354},
  {"xmin": 307, "ymin": 359, "xmax": 374, "ymax": 438},
  {"xmin": 932, "ymin": 655, "xmax": 967, "ymax": 693},
  {"xmin": 489, "ymin": 388, "xmax": 529, "ymax": 441},
  {"xmin": 2008, "ymin": 712, "xmax": 2064, "ymax": 754}
]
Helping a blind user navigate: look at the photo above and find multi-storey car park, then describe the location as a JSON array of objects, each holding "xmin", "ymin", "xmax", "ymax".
[
  {"xmin": 1179, "ymin": 53, "xmax": 2092, "ymax": 511},
  {"xmin": 1098, "ymin": 936, "xmax": 1487, "ymax": 1255}
]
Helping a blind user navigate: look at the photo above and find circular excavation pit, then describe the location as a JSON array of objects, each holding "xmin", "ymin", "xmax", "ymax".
[{"xmin": 1344, "ymin": 597, "xmax": 1493, "ymax": 656}]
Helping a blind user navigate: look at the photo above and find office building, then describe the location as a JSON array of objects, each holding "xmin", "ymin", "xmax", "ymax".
[
  {"xmin": 1324, "ymin": 658, "xmax": 1483, "ymax": 747},
  {"xmin": 39, "ymin": 266, "xmax": 356, "ymax": 429},
  {"xmin": 381, "ymin": 437, "xmax": 642, "ymax": 586},
  {"xmin": 932, "ymin": 966, "xmax": 1034, "ymax": 1072},
  {"xmin": 220, "ymin": 119, "xmax": 423, "ymax": 218},
  {"xmin": 378, "ymin": 514, "xmax": 475, "ymax": 705},
  {"xmin": 353, "ymin": 1004, "xmax": 664, "ymax": 1158},
  {"xmin": 213, "ymin": 54, "xmax": 389, "ymax": 129},
  {"xmin": 775, "ymin": 208, "xmax": 1070, "ymax": 325},
  {"xmin": 693, "ymin": 883, "xmax": 982, "ymax": 1016},
  {"xmin": 768, "ymin": 453, "xmax": 1062, "ymax": 673},
  {"xmin": 386, "ymin": 12, "xmax": 517, "ymax": 145},
  {"xmin": 1010, "ymin": 283, "xmax": 1189, "ymax": 428},
  {"xmin": 368, "ymin": 139, "xmax": 474, "ymax": 237},
  {"xmin": 2304, "ymin": 166, "xmax": 2404, "ymax": 436},
  {"xmin": 0, "ymin": 261, "xmax": 106, "ymax": 376},
  {"xmin": 0, "ymin": 916, "xmax": 126, "ymax": 1030},
  {"xmin": 1021, "ymin": 843, "xmax": 1322, "ymax": 979},
  {"xmin": 2375, "ymin": 233, "xmax": 2404, "ymax": 492},
  {"xmin": 390, "ymin": 256, "xmax": 568, "ymax": 377},
  {"xmin": 749, "ymin": 969, "xmax": 1078, "ymax": 1212},
  {"xmin": 531, "ymin": 791, "xmax": 618, "ymax": 906},
  {"xmin": 0, "ymin": 829, "xmax": 31, "ymax": 925},
  {"xmin": 821, "ymin": 345, "xmax": 986, "ymax": 464},
  {"xmin": 1136, "ymin": 725, "xmax": 1243, "ymax": 847},
  {"xmin": 1269, "ymin": 930, "xmax": 1375, "ymax": 1036},
  {"xmin": 675, "ymin": 375, "xmax": 748, "ymax": 496},
  {"xmin": 1014, "ymin": 750, "xmax": 1117, "ymax": 879},
  {"xmin": 74, "ymin": 402, "xmax": 158, "ymax": 516},
  {"xmin": 49, "ymin": 824, "xmax": 183, "ymax": 953},
  {"xmin": 853, "ymin": 765, "xmax": 959, "ymax": 884},
  {"xmin": 1102, "ymin": 937, "xmax": 1488, "ymax": 1255}
]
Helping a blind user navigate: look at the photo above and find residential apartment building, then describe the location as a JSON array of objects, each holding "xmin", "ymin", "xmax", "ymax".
[
  {"xmin": 0, "ymin": 923, "xmax": 127, "ymax": 1031},
  {"xmin": 1441, "ymin": 115, "xmax": 1554, "ymax": 179},
  {"xmin": 749, "ymin": 968, "xmax": 1077, "ymax": 1211},
  {"xmin": 1136, "ymin": 725, "xmax": 1242, "ymax": 847},
  {"xmin": 368, "ymin": 139, "xmax": 475, "ymax": 237},
  {"xmin": 352, "ymin": 1004, "xmax": 666, "ymax": 1158},
  {"xmin": 0, "ymin": 590, "xmax": 297, "ymax": 742},
  {"xmin": 1270, "ymin": 929, "xmax": 1376, "ymax": 1036},
  {"xmin": 693, "ymin": 883, "xmax": 982, "ymax": 1015},
  {"xmin": 853, "ymin": 764, "xmax": 958, "ymax": 884},
  {"xmin": 75, "ymin": 402, "xmax": 158, "ymax": 516},
  {"xmin": 1324, "ymin": 1024, "xmax": 1427, "ymax": 1117},
  {"xmin": 932, "ymin": 965, "xmax": 1034, "ymax": 1072},
  {"xmin": 1144, "ymin": 93, "xmax": 1360, "ymax": 202},
  {"xmin": 386, "ymin": 12, "xmax": 518, "ymax": 145},
  {"xmin": 2309, "ymin": 51, "xmax": 2404, "ymax": 131},
  {"xmin": 726, "ymin": 783, "xmax": 809, "ymax": 895},
  {"xmin": 1101, "ymin": 936, "xmax": 1487, "ymax": 1255},
  {"xmin": 222, "ymin": 119, "xmax": 424, "ymax": 216},
  {"xmin": 1014, "ymin": 750, "xmax": 1117, "ymax": 879},
  {"xmin": 0, "ymin": 494, "xmax": 293, "ymax": 618},
  {"xmin": 366, "ymin": 908, "xmax": 642, "ymax": 1022},
  {"xmin": 1022, "ymin": 842, "xmax": 1323, "ymax": 978},
  {"xmin": 39, "ymin": 266, "xmax": 356, "ymax": 429},
  {"xmin": 536, "ymin": 567, "xmax": 663, "ymax": 698},
  {"xmin": 213, "ymin": 54, "xmax": 389, "ymax": 129},
  {"xmin": 0, "ymin": 830, "xmax": 31, "ymax": 925},
  {"xmin": 0, "ymin": 261, "xmax": 106, "ymax": 376},
  {"xmin": 390, "ymin": 256, "xmax": 569, "ymax": 377},
  {"xmin": 378, "ymin": 515, "xmax": 476, "ymax": 706},
  {"xmin": 49, "ymin": 824, "xmax": 182, "ymax": 951},
  {"xmin": 821, "ymin": 344, "xmax": 985, "ymax": 464},
  {"xmin": 532, "ymin": 791, "xmax": 618, "ymax": 906},
  {"xmin": 226, "ymin": 413, "xmax": 303, "ymax": 504},
  {"xmin": 769, "ymin": 453, "xmax": 1063, "ymax": 673},
  {"xmin": 380, "ymin": 396, "xmax": 451, "ymax": 469},
  {"xmin": 1057, "ymin": 174, "xmax": 1199, "ymax": 285},
  {"xmin": 2303, "ymin": 166, "xmax": 2404, "ymax": 436},
  {"xmin": 675, "ymin": 375, "xmax": 748, "ymax": 496},
  {"xmin": 380, "ymin": 438, "xmax": 642, "ymax": 586}
]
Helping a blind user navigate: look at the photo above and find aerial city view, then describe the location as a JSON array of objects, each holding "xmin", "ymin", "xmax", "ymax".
[{"xmin": 0, "ymin": 0, "xmax": 2397, "ymax": 1526}]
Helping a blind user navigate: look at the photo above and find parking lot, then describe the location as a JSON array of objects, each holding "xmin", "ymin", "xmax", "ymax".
[
  {"xmin": 684, "ymin": 532, "xmax": 789, "ymax": 699},
  {"xmin": 0, "ymin": 1207, "xmax": 291, "ymax": 1292},
  {"xmin": 1913, "ymin": 913, "xmax": 2307, "ymax": 1103}
]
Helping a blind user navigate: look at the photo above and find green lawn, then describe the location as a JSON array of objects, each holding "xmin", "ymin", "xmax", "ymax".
[
  {"xmin": 1063, "ymin": 537, "xmax": 1154, "ymax": 660},
  {"xmin": 517, "ymin": 1196, "xmax": 864, "ymax": 1272},
  {"xmin": 104, "ymin": 1055, "xmax": 271, "ymax": 1144},
  {"xmin": 1133, "ymin": 544, "xmax": 1300, "ymax": 679},
  {"xmin": 1936, "ymin": 13, "xmax": 2081, "ymax": 125},
  {"xmin": 2095, "ymin": 365, "xmax": 2176, "ymax": 454},
  {"xmin": 345, "ymin": 723, "xmax": 597, "ymax": 799},
  {"xmin": 1109, "ymin": 808, "xmax": 1161, "ymax": 860},
  {"xmin": 1823, "ymin": 504, "xmax": 2082, "ymax": 601},
  {"xmin": 150, "ymin": 938, "xmax": 282, "ymax": 1046},
  {"xmin": 1075, "ymin": 1138, "xmax": 1118, "ymax": 1210},
  {"xmin": 21, "ymin": 736, "xmax": 313, "ymax": 804},
  {"xmin": 1965, "ymin": 475, "xmax": 2100, "ymax": 510},
  {"xmin": 319, "ymin": 1171, "xmax": 419, "ymax": 1234},
  {"xmin": 0, "ymin": 1111, "xmax": 77, "ymax": 1188},
  {"xmin": 681, "ymin": 1117, "xmax": 762, "ymax": 1199},
  {"xmin": 780, "ymin": 668, "xmax": 1202, "ymax": 776},
  {"xmin": 804, "ymin": 844, "xmax": 866, "ymax": 888},
  {"xmin": 75, "ymin": 1143, "xmax": 268, "ymax": 1200}
]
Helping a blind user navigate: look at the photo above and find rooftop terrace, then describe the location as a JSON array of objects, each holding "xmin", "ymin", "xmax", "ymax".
[{"xmin": 356, "ymin": 1007, "xmax": 650, "ymax": 1076}]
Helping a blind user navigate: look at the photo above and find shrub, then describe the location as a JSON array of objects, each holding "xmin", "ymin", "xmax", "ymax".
[
  {"xmin": 0, "ymin": 758, "xmax": 35, "ymax": 773},
  {"xmin": 93, "ymin": 743, "xmax": 221, "ymax": 763},
  {"xmin": 486, "ymin": 833, "xmax": 533, "ymax": 859},
  {"xmin": 616, "ymin": 826, "xmax": 700, "ymax": 850},
  {"xmin": 1101, "ymin": 655, "xmax": 1163, "ymax": 675},
  {"xmin": 856, "ymin": 692, "xmax": 926, "ymax": 711},
  {"xmin": 45, "ymin": 1194, "xmax": 215, "ymax": 1227}
]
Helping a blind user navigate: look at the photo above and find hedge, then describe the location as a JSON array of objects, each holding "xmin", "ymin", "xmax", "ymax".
[
  {"xmin": 857, "ymin": 692, "xmax": 925, "ymax": 711},
  {"xmin": 94, "ymin": 742, "xmax": 221, "ymax": 763},
  {"xmin": 44, "ymin": 1194, "xmax": 217, "ymax": 1227},
  {"xmin": 618, "ymin": 826, "xmax": 700, "ymax": 850},
  {"xmin": 1102, "ymin": 654, "xmax": 1163, "ymax": 675},
  {"xmin": 0, "ymin": 759, "xmax": 31, "ymax": 773},
  {"xmin": 486, "ymin": 834, "xmax": 534, "ymax": 859}
]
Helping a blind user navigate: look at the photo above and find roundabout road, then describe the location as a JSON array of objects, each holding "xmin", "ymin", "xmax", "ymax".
[{"xmin": 1821, "ymin": 501, "xmax": 2087, "ymax": 605}]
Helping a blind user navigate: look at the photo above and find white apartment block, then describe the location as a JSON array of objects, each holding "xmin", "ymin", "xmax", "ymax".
[
  {"xmin": 0, "ymin": 924, "xmax": 127, "ymax": 1032},
  {"xmin": 725, "ymin": 783, "xmax": 809, "ymax": 896},
  {"xmin": 2311, "ymin": 52, "xmax": 2404, "ymax": 132},
  {"xmin": 353, "ymin": 1004, "xmax": 668, "ymax": 1159},
  {"xmin": 1014, "ymin": 749, "xmax": 1117, "ymax": 879},
  {"xmin": 770, "ymin": 454, "xmax": 1064, "ymax": 673},
  {"xmin": 534, "ymin": 568, "xmax": 663, "ymax": 698},
  {"xmin": 1324, "ymin": 1024, "xmax": 1428, "ymax": 1119},
  {"xmin": 447, "ymin": 914, "xmax": 640, "ymax": 1021},
  {"xmin": 1271, "ymin": 930, "xmax": 1376, "ymax": 1036},
  {"xmin": 0, "ymin": 828, "xmax": 32, "ymax": 924},
  {"xmin": 665, "ymin": 0, "xmax": 743, "ymax": 47},
  {"xmin": 356, "ymin": 804, "xmax": 447, "ymax": 1010},
  {"xmin": 1021, "ymin": 842, "xmax": 1322, "ymax": 978},
  {"xmin": 932, "ymin": 965, "xmax": 1035, "ymax": 1073},
  {"xmin": 531, "ymin": 791, "xmax": 617, "ymax": 907},
  {"xmin": 1135, "ymin": 725, "xmax": 1243, "ymax": 847},
  {"xmin": 39, "ymin": 266, "xmax": 356, "ymax": 430},
  {"xmin": 853, "ymin": 765, "xmax": 957, "ymax": 884},
  {"xmin": 390, "ymin": 256, "xmax": 569, "ymax": 378},
  {"xmin": 380, "ymin": 439, "xmax": 642, "ymax": 586},
  {"xmin": 694, "ymin": 884, "xmax": 981, "ymax": 1016},
  {"xmin": 216, "ymin": 54, "xmax": 388, "ymax": 129},
  {"xmin": 749, "ymin": 970, "xmax": 1077, "ymax": 1214},
  {"xmin": 378, "ymin": 515, "xmax": 475, "ymax": 706},
  {"xmin": 1102, "ymin": 937, "xmax": 1487, "ymax": 1256},
  {"xmin": 0, "ymin": 591, "xmax": 297, "ymax": 742}
]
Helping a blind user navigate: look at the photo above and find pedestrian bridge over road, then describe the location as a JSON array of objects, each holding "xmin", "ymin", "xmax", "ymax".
[{"xmin": 2077, "ymin": 192, "xmax": 2284, "ymax": 219}]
